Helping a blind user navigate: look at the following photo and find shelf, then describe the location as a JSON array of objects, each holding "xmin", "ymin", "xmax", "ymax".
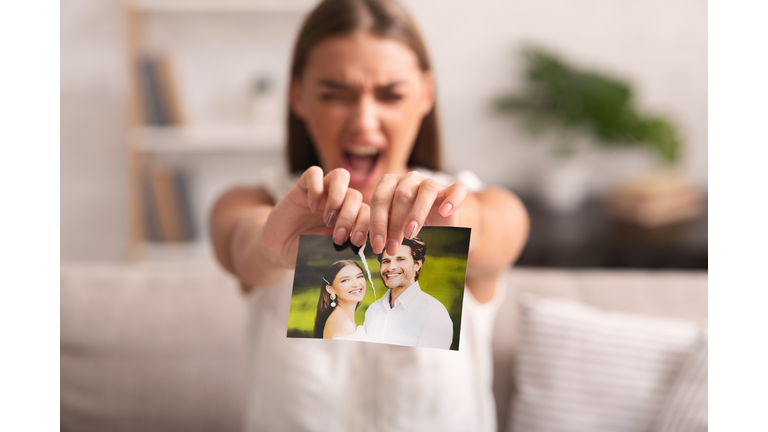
[
  {"xmin": 134, "ymin": 125, "xmax": 283, "ymax": 153},
  {"xmin": 133, "ymin": 0, "xmax": 316, "ymax": 14},
  {"xmin": 515, "ymin": 196, "xmax": 708, "ymax": 269}
]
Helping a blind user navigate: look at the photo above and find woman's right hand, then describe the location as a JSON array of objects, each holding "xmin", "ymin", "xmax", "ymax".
[{"xmin": 261, "ymin": 166, "xmax": 370, "ymax": 269}]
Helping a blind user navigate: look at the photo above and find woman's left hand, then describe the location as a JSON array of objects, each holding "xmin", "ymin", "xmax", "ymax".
[{"xmin": 369, "ymin": 171, "xmax": 467, "ymax": 255}]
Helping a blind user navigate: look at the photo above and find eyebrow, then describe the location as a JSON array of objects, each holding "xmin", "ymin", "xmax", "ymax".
[{"xmin": 317, "ymin": 79, "xmax": 406, "ymax": 90}]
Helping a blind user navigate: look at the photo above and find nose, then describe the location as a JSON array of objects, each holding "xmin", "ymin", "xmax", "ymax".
[{"xmin": 351, "ymin": 95, "xmax": 380, "ymax": 135}]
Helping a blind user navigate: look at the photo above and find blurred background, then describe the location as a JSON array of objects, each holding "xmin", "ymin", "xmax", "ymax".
[
  {"xmin": 59, "ymin": 2, "xmax": 709, "ymax": 430},
  {"xmin": 61, "ymin": 0, "xmax": 707, "ymax": 268}
]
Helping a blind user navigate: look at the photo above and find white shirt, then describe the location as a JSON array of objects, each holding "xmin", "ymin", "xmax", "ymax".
[
  {"xmin": 242, "ymin": 166, "xmax": 503, "ymax": 432},
  {"xmin": 364, "ymin": 282, "xmax": 453, "ymax": 349}
]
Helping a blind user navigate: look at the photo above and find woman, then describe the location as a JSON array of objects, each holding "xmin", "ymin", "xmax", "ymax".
[
  {"xmin": 314, "ymin": 260, "xmax": 368, "ymax": 340},
  {"xmin": 210, "ymin": 0, "xmax": 529, "ymax": 430}
]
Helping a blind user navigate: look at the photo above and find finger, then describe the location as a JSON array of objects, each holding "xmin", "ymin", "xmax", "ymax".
[
  {"xmin": 401, "ymin": 178, "xmax": 442, "ymax": 240},
  {"xmin": 385, "ymin": 172, "xmax": 425, "ymax": 256},
  {"xmin": 350, "ymin": 203, "xmax": 370, "ymax": 247},
  {"xmin": 369, "ymin": 173, "xmax": 400, "ymax": 254},
  {"xmin": 332, "ymin": 188, "xmax": 363, "ymax": 245},
  {"xmin": 322, "ymin": 168, "xmax": 351, "ymax": 228},
  {"xmin": 436, "ymin": 182, "xmax": 468, "ymax": 218},
  {"xmin": 297, "ymin": 166, "xmax": 324, "ymax": 213}
]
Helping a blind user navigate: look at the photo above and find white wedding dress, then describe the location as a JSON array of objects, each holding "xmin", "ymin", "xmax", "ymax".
[{"xmin": 333, "ymin": 325, "xmax": 369, "ymax": 342}]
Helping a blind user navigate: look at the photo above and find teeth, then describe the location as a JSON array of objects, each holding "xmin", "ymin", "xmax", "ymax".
[{"xmin": 346, "ymin": 146, "xmax": 380, "ymax": 156}]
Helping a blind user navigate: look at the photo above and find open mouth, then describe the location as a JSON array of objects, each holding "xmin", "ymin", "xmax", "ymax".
[
  {"xmin": 342, "ymin": 145, "xmax": 382, "ymax": 186},
  {"xmin": 349, "ymin": 288, "xmax": 363, "ymax": 295},
  {"xmin": 384, "ymin": 272, "xmax": 401, "ymax": 280}
]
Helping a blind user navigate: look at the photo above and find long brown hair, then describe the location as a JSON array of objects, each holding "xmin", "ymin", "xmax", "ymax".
[
  {"xmin": 287, "ymin": 0, "xmax": 442, "ymax": 174},
  {"xmin": 314, "ymin": 260, "xmax": 365, "ymax": 338}
]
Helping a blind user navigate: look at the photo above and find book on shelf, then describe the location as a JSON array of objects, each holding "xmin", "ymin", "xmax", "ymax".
[
  {"xmin": 141, "ymin": 169, "xmax": 163, "ymax": 243},
  {"xmin": 142, "ymin": 165, "xmax": 196, "ymax": 243},
  {"xmin": 173, "ymin": 169, "xmax": 197, "ymax": 241},
  {"xmin": 138, "ymin": 52, "xmax": 185, "ymax": 126}
]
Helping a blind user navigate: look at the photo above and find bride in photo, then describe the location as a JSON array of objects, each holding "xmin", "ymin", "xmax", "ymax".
[{"xmin": 314, "ymin": 260, "xmax": 369, "ymax": 341}]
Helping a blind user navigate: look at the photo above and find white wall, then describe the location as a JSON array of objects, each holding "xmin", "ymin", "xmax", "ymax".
[
  {"xmin": 60, "ymin": 0, "xmax": 707, "ymax": 261},
  {"xmin": 406, "ymin": 0, "xmax": 707, "ymax": 191}
]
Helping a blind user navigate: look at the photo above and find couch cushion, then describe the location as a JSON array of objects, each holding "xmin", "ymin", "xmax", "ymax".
[
  {"xmin": 508, "ymin": 294, "xmax": 699, "ymax": 432},
  {"xmin": 492, "ymin": 268, "xmax": 708, "ymax": 432},
  {"xmin": 652, "ymin": 327, "xmax": 708, "ymax": 432},
  {"xmin": 60, "ymin": 263, "xmax": 249, "ymax": 432}
]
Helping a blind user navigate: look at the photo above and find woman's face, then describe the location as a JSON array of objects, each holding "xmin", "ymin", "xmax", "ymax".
[
  {"xmin": 291, "ymin": 32, "xmax": 435, "ymax": 202},
  {"xmin": 327, "ymin": 264, "xmax": 367, "ymax": 305}
]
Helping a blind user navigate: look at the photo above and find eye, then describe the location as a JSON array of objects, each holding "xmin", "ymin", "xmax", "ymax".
[
  {"xmin": 320, "ymin": 91, "xmax": 355, "ymax": 102},
  {"xmin": 378, "ymin": 92, "xmax": 403, "ymax": 102}
]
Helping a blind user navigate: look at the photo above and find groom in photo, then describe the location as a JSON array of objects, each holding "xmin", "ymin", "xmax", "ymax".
[{"xmin": 364, "ymin": 236, "xmax": 453, "ymax": 349}]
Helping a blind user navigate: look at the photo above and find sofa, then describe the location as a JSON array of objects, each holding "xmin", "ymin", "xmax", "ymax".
[{"xmin": 61, "ymin": 263, "xmax": 707, "ymax": 432}]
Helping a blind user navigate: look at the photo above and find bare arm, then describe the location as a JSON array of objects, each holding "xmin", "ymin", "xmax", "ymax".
[
  {"xmin": 209, "ymin": 187, "xmax": 285, "ymax": 292},
  {"xmin": 459, "ymin": 188, "xmax": 530, "ymax": 302}
]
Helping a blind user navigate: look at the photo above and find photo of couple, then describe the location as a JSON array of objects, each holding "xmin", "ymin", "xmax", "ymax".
[{"xmin": 287, "ymin": 226, "xmax": 470, "ymax": 351}]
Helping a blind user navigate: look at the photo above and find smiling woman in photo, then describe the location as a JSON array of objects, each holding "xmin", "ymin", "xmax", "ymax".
[{"xmin": 314, "ymin": 260, "xmax": 369, "ymax": 340}]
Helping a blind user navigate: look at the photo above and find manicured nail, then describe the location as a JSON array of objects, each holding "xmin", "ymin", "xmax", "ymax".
[
  {"xmin": 310, "ymin": 200, "xmax": 320, "ymax": 213},
  {"xmin": 333, "ymin": 227, "xmax": 347, "ymax": 245},
  {"xmin": 406, "ymin": 220, "xmax": 419, "ymax": 240},
  {"xmin": 372, "ymin": 235, "xmax": 385, "ymax": 253},
  {"xmin": 325, "ymin": 211, "xmax": 335, "ymax": 227},
  {"xmin": 351, "ymin": 231, "xmax": 366, "ymax": 246},
  {"xmin": 386, "ymin": 239, "xmax": 399, "ymax": 256},
  {"xmin": 439, "ymin": 202, "xmax": 453, "ymax": 217}
]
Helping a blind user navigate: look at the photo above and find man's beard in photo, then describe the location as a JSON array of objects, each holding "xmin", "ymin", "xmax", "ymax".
[{"xmin": 381, "ymin": 265, "xmax": 416, "ymax": 290}]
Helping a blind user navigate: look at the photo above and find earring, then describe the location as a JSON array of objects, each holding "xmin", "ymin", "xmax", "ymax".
[{"xmin": 330, "ymin": 293, "xmax": 337, "ymax": 307}]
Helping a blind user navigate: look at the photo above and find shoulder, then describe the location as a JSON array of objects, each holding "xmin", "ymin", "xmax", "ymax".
[
  {"xmin": 416, "ymin": 289, "xmax": 451, "ymax": 319},
  {"xmin": 416, "ymin": 288, "xmax": 447, "ymax": 309},
  {"xmin": 258, "ymin": 165, "xmax": 300, "ymax": 202},
  {"xmin": 213, "ymin": 186, "xmax": 275, "ymax": 209},
  {"xmin": 323, "ymin": 311, "xmax": 356, "ymax": 339}
]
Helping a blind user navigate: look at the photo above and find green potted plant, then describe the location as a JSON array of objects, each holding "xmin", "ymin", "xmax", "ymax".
[{"xmin": 494, "ymin": 47, "xmax": 683, "ymax": 212}]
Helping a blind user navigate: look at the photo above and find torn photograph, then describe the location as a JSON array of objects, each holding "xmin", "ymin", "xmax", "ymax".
[{"xmin": 287, "ymin": 226, "xmax": 471, "ymax": 351}]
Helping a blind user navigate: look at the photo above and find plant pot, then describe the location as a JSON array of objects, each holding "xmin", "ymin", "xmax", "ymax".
[{"xmin": 537, "ymin": 156, "xmax": 591, "ymax": 214}]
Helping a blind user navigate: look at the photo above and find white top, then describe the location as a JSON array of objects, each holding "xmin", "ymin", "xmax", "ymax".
[
  {"xmin": 364, "ymin": 282, "xmax": 453, "ymax": 349},
  {"xmin": 333, "ymin": 325, "xmax": 369, "ymax": 341},
  {"xmin": 242, "ymin": 166, "xmax": 504, "ymax": 432}
]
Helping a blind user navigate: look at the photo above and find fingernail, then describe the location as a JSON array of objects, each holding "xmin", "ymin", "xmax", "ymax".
[
  {"xmin": 372, "ymin": 235, "xmax": 385, "ymax": 253},
  {"xmin": 351, "ymin": 231, "xmax": 366, "ymax": 246},
  {"xmin": 310, "ymin": 200, "xmax": 319, "ymax": 213},
  {"xmin": 333, "ymin": 227, "xmax": 347, "ymax": 245},
  {"xmin": 439, "ymin": 202, "xmax": 453, "ymax": 217},
  {"xmin": 406, "ymin": 220, "xmax": 419, "ymax": 240},
  {"xmin": 386, "ymin": 239, "xmax": 399, "ymax": 256},
  {"xmin": 325, "ymin": 211, "xmax": 335, "ymax": 227}
]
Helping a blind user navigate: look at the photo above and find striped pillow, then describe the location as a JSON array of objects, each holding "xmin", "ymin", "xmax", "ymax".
[
  {"xmin": 510, "ymin": 294, "xmax": 699, "ymax": 432},
  {"xmin": 652, "ymin": 327, "xmax": 708, "ymax": 432}
]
